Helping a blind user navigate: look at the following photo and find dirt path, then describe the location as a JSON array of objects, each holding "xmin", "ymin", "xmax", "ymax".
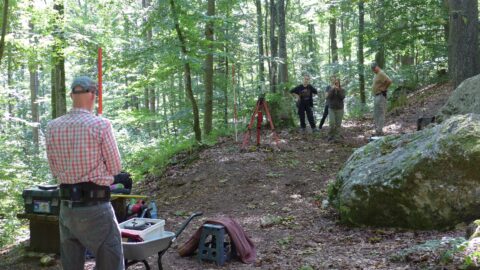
[{"xmin": 1, "ymin": 83, "xmax": 462, "ymax": 270}]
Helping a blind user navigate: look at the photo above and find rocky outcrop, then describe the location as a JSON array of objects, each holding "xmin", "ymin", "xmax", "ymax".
[
  {"xmin": 329, "ymin": 114, "xmax": 480, "ymax": 229},
  {"xmin": 438, "ymin": 74, "xmax": 480, "ymax": 121}
]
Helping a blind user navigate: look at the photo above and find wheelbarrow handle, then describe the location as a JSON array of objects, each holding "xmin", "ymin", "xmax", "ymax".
[{"xmin": 174, "ymin": 212, "xmax": 203, "ymax": 238}]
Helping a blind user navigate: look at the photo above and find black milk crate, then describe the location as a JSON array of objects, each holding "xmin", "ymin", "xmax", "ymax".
[{"xmin": 22, "ymin": 185, "xmax": 60, "ymax": 215}]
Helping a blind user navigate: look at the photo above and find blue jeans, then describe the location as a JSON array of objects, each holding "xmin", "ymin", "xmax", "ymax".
[{"xmin": 59, "ymin": 202, "xmax": 124, "ymax": 270}]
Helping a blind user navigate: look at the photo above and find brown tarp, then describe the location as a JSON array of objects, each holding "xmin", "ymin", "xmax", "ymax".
[{"xmin": 178, "ymin": 217, "xmax": 256, "ymax": 264}]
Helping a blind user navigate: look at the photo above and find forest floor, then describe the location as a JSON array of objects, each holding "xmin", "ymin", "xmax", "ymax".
[{"xmin": 1, "ymin": 82, "xmax": 465, "ymax": 270}]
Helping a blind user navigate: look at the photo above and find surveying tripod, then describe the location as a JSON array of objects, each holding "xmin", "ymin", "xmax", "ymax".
[{"xmin": 241, "ymin": 95, "xmax": 280, "ymax": 149}]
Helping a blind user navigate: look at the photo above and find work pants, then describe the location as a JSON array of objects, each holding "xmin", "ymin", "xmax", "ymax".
[
  {"xmin": 374, "ymin": 94, "xmax": 386, "ymax": 134},
  {"xmin": 59, "ymin": 202, "xmax": 124, "ymax": 270},
  {"xmin": 328, "ymin": 108, "xmax": 344, "ymax": 139},
  {"xmin": 297, "ymin": 102, "xmax": 316, "ymax": 129}
]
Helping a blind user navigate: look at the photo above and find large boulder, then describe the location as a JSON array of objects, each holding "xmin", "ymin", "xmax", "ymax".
[
  {"xmin": 329, "ymin": 114, "xmax": 480, "ymax": 229},
  {"xmin": 438, "ymin": 74, "xmax": 480, "ymax": 121}
]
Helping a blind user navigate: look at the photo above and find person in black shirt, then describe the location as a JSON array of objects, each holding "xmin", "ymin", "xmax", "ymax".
[{"xmin": 290, "ymin": 74, "xmax": 318, "ymax": 133}]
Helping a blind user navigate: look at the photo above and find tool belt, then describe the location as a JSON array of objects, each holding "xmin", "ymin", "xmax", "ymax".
[
  {"xmin": 60, "ymin": 182, "xmax": 110, "ymax": 203},
  {"xmin": 375, "ymin": 91, "xmax": 387, "ymax": 97}
]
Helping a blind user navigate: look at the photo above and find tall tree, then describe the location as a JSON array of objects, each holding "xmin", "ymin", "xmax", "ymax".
[
  {"xmin": 328, "ymin": 4, "xmax": 338, "ymax": 66},
  {"xmin": 7, "ymin": 45, "xmax": 13, "ymax": 119},
  {"xmin": 222, "ymin": 6, "xmax": 230, "ymax": 126},
  {"xmin": 307, "ymin": 24, "xmax": 320, "ymax": 75},
  {"xmin": 255, "ymin": 0, "xmax": 265, "ymax": 87},
  {"xmin": 269, "ymin": 0, "xmax": 278, "ymax": 93},
  {"xmin": 329, "ymin": 17, "xmax": 338, "ymax": 64},
  {"xmin": 357, "ymin": 0, "xmax": 366, "ymax": 105},
  {"xmin": 142, "ymin": 0, "xmax": 151, "ymax": 112},
  {"xmin": 169, "ymin": 0, "xmax": 201, "ymax": 142},
  {"xmin": 203, "ymin": 0, "xmax": 215, "ymax": 135},
  {"xmin": 29, "ymin": 21, "xmax": 39, "ymax": 153},
  {"xmin": 51, "ymin": 2, "xmax": 66, "ymax": 118},
  {"xmin": 373, "ymin": 0, "xmax": 385, "ymax": 69},
  {"xmin": 448, "ymin": 0, "xmax": 479, "ymax": 88},
  {"xmin": 339, "ymin": 15, "xmax": 351, "ymax": 62},
  {"xmin": 277, "ymin": 0, "xmax": 288, "ymax": 90},
  {"xmin": 0, "ymin": 0, "xmax": 9, "ymax": 64}
]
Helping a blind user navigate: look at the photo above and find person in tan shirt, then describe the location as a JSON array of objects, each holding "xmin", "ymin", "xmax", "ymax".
[{"xmin": 371, "ymin": 62, "xmax": 392, "ymax": 136}]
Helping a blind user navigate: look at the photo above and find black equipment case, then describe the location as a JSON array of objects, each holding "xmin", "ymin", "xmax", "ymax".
[{"xmin": 22, "ymin": 185, "xmax": 60, "ymax": 215}]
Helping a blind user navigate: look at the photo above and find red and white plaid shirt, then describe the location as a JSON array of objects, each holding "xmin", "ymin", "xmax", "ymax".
[{"xmin": 46, "ymin": 108, "xmax": 122, "ymax": 186}]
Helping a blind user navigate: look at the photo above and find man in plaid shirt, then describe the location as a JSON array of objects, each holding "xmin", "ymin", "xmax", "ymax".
[{"xmin": 46, "ymin": 76, "xmax": 124, "ymax": 270}]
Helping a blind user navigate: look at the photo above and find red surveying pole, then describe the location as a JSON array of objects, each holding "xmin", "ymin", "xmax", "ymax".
[{"xmin": 97, "ymin": 47, "xmax": 103, "ymax": 116}]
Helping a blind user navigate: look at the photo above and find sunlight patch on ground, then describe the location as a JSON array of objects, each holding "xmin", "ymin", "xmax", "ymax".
[
  {"xmin": 289, "ymin": 194, "xmax": 305, "ymax": 204},
  {"xmin": 385, "ymin": 123, "xmax": 405, "ymax": 134}
]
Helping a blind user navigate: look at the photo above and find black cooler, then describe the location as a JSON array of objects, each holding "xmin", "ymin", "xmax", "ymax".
[{"xmin": 22, "ymin": 185, "xmax": 60, "ymax": 215}]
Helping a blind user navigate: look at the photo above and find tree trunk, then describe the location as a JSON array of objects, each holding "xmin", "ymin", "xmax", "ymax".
[
  {"xmin": 30, "ymin": 68, "xmax": 40, "ymax": 153},
  {"xmin": 0, "ymin": 0, "xmax": 9, "ymax": 65},
  {"xmin": 162, "ymin": 90, "xmax": 168, "ymax": 134},
  {"xmin": 443, "ymin": 0, "xmax": 450, "ymax": 76},
  {"xmin": 29, "ymin": 21, "xmax": 39, "ymax": 153},
  {"xmin": 255, "ymin": 0, "xmax": 265, "ymax": 88},
  {"xmin": 149, "ymin": 88, "xmax": 155, "ymax": 113},
  {"xmin": 169, "ymin": 0, "xmax": 201, "ymax": 142},
  {"xmin": 448, "ymin": 0, "xmax": 479, "ymax": 88},
  {"xmin": 277, "ymin": 0, "xmax": 288, "ymax": 90},
  {"xmin": 269, "ymin": 0, "xmax": 278, "ymax": 93},
  {"xmin": 357, "ymin": 0, "xmax": 366, "ymax": 105},
  {"xmin": 340, "ymin": 16, "xmax": 351, "ymax": 62},
  {"xmin": 203, "ymin": 0, "xmax": 215, "ymax": 135},
  {"xmin": 142, "ymin": 0, "xmax": 152, "ymax": 115},
  {"xmin": 223, "ymin": 24, "xmax": 229, "ymax": 126},
  {"xmin": 307, "ymin": 24, "xmax": 320, "ymax": 75},
  {"xmin": 7, "ymin": 45, "xmax": 13, "ymax": 119},
  {"xmin": 329, "ymin": 17, "xmax": 338, "ymax": 64},
  {"xmin": 264, "ymin": 0, "xmax": 269, "ymax": 86},
  {"xmin": 374, "ymin": 0, "xmax": 385, "ymax": 69},
  {"xmin": 51, "ymin": 2, "xmax": 66, "ymax": 118}
]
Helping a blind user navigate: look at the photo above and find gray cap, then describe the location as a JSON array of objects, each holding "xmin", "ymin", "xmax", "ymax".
[
  {"xmin": 71, "ymin": 76, "xmax": 97, "ymax": 94},
  {"xmin": 370, "ymin": 62, "xmax": 379, "ymax": 69}
]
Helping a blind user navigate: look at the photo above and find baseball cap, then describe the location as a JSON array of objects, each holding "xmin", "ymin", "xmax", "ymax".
[
  {"xmin": 71, "ymin": 76, "xmax": 97, "ymax": 94},
  {"xmin": 370, "ymin": 62, "xmax": 379, "ymax": 69}
]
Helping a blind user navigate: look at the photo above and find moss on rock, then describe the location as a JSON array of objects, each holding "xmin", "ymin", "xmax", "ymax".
[{"xmin": 330, "ymin": 114, "xmax": 480, "ymax": 229}]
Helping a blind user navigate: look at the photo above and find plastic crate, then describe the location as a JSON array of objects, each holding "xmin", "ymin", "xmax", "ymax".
[{"xmin": 119, "ymin": 218, "xmax": 165, "ymax": 241}]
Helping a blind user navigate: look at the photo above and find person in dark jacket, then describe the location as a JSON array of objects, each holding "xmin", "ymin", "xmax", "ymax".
[
  {"xmin": 319, "ymin": 76, "xmax": 336, "ymax": 129},
  {"xmin": 290, "ymin": 74, "xmax": 318, "ymax": 133},
  {"xmin": 326, "ymin": 78, "xmax": 345, "ymax": 142}
]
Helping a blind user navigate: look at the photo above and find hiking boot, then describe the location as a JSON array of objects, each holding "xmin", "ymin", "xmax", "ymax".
[
  {"xmin": 298, "ymin": 128, "xmax": 306, "ymax": 134},
  {"xmin": 312, "ymin": 128, "xmax": 319, "ymax": 133}
]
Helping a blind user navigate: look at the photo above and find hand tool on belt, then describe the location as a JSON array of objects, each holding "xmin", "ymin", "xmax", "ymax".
[{"xmin": 60, "ymin": 182, "xmax": 110, "ymax": 208}]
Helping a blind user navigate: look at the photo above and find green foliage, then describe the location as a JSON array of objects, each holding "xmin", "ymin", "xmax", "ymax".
[
  {"xmin": 123, "ymin": 125, "xmax": 235, "ymax": 181},
  {"xmin": 326, "ymin": 179, "xmax": 341, "ymax": 207},
  {"xmin": 0, "ymin": 128, "xmax": 52, "ymax": 248},
  {"xmin": 389, "ymin": 237, "xmax": 466, "ymax": 265},
  {"xmin": 277, "ymin": 236, "xmax": 293, "ymax": 248},
  {"xmin": 0, "ymin": 0, "xmax": 458, "ymax": 250}
]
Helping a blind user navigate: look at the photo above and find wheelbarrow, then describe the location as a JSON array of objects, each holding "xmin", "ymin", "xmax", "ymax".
[{"xmin": 123, "ymin": 212, "xmax": 203, "ymax": 270}]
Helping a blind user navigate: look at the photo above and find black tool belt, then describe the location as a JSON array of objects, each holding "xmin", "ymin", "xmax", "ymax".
[
  {"xmin": 375, "ymin": 91, "xmax": 387, "ymax": 97},
  {"xmin": 60, "ymin": 182, "xmax": 110, "ymax": 203}
]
